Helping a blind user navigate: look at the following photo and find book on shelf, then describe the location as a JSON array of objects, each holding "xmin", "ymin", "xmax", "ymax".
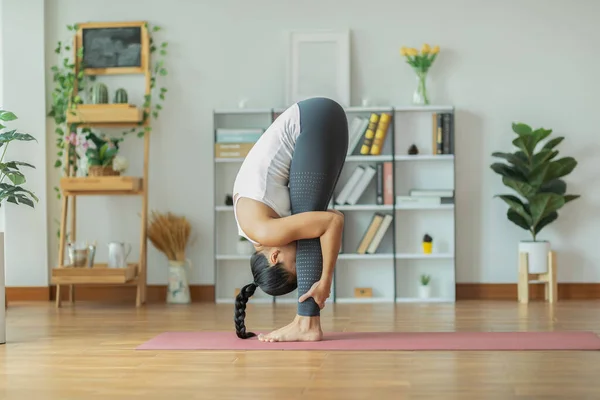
[
  {"xmin": 347, "ymin": 112, "xmax": 392, "ymax": 156},
  {"xmin": 356, "ymin": 213, "xmax": 393, "ymax": 254},
  {"xmin": 215, "ymin": 142, "xmax": 255, "ymax": 158},
  {"xmin": 396, "ymin": 189, "xmax": 455, "ymax": 206},
  {"xmin": 216, "ymin": 128, "xmax": 263, "ymax": 143},
  {"xmin": 432, "ymin": 112, "xmax": 454, "ymax": 155},
  {"xmin": 336, "ymin": 162, "xmax": 393, "ymax": 206}
]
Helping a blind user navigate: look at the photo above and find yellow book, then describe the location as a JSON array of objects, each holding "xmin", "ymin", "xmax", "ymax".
[
  {"xmin": 359, "ymin": 113, "xmax": 380, "ymax": 155},
  {"xmin": 369, "ymin": 113, "xmax": 392, "ymax": 155}
]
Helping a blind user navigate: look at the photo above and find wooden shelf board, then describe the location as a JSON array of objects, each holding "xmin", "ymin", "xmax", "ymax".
[
  {"xmin": 51, "ymin": 263, "xmax": 137, "ymax": 285},
  {"xmin": 60, "ymin": 176, "xmax": 143, "ymax": 195},
  {"xmin": 66, "ymin": 104, "xmax": 143, "ymax": 124}
]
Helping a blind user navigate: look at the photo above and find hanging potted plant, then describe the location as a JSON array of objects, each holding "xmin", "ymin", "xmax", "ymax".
[
  {"xmin": 0, "ymin": 109, "xmax": 39, "ymax": 345},
  {"xmin": 490, "ymin": 122, "xmax": 579, "ymax": 273},
  {"xmin": 147, "ymin": 211, "xmax": 193, "ymax": 304}
]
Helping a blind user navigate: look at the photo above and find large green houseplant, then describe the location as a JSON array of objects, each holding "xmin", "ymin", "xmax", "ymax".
[
  {"xmin": 0, "ymin": 109, "xmax": 38, "ymax": 345},
  {"xmin": 490, "ymin": 122, "xmax": 579, "ymax": 273}
]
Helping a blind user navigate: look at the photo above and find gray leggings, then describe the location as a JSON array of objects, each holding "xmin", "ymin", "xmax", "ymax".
[{"xmin": 290, "ymin": 97, "xmax": 348, "ymax": 316}]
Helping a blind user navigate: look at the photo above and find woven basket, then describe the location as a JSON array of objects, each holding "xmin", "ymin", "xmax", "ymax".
[{"xmin": 88, "ymin": 165, "xmax": 120, "ymax": 177}]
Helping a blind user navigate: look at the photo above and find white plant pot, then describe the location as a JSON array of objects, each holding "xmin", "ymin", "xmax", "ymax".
[
  {"xmin": 418, "ymin": 285, "xmax": 431, "ymax": 299},
  {"xmin": 166, "ymin": 260, "xmax": 191, "ymax": 304},
  {"xmin": 519, "ymin": 240, "xmax": 550, "ymax": 274},
  {"xmin": 0, "ymin": 232, "xmax": 5, "ymax": 345},
  {"xmin": 236, "ymin": 240, "xmax": 253, "ymax": 255}
]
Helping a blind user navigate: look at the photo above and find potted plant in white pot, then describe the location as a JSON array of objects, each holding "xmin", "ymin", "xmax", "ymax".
[
  {"xmin": 0, "ymin": 109, "xmax": 39, "ymax": 345},
  {"xmin": 491, "ymin": 122, "xmax": 579, "ymax": 273},
  {"xmin": 419, "ymin": 274, "xmax": 431, "ymax": 299}
]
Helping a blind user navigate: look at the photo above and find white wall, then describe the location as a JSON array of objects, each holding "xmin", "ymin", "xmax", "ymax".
[
  {"xmin": 25, "ymin": 0, "xmax": 596, "ymax": 288},
  {"xmin": 2, "ymin": 0, "xmax": 48, "ymax": 286}
]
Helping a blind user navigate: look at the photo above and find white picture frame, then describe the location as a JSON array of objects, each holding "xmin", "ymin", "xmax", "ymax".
[{"xmin": 286, "ymin": 29, "xmax": 351, "ymax": 107}]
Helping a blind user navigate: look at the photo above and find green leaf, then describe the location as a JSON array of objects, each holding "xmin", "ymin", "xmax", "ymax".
[
  {"xmin": 159, "ymin": 68, "xmax": 167, "ymax": 76},
  {"xmin": 531, "ymin": 149, "xmax": 558, "ymax": 168},
  {"xmin": 544, "ymin": 157, "xmax": 577, "ymax": 182},
  {"xmin": 4, "ymin": 161, "xmax": 35, "ymax": 170},
  {"xmin": 534, "ymin": 211, "xmax": 558, "ymax": 235},
  {"xmin": 502, "ymin": 176, "xmax": 538, "ymax": 199},
  {"xmin": 152, "ymin": 26, "xmax": 161, "ymax": 32},
  {"xmin": 543, "ymin": 136, "xmax": 564, "ymax": 151},
  {"xmin": 530, "ymin": 128, "xmax": 552, "ymax": 150},
  {"xmin": 539, "ymin": 179, "xmax": 566, "ymax": 195},
  {"xmin": 491, "ymin": 152, "xmax": 528, "ymax": 174},
  {"xmin": 529, "ymin": 193, "xmax": 565, "ymax": 228},
  {"xmin": 16, "ymin": 195, "xmax": 35, "ymax": 208},
  {"xmin": 490, "ymin": 163, "xmax": 525, "ymax": 181},
  {"xmin": 0, "ymin": 110, "xmax": 18, "ymax": 121},
  {"xmin": 54, "ymin": 160, "xmax": 62, "ymax": 168},
  {"xmin": 507, "ymin": 208, "xmax": 531, "ymax": 231},
  {"xmin": 6, "ymin": 196, "xmax": 18, "ymax": 205},
  {"xmin": 496, "ymin": 194, "xmax": 532, "ymax": 224},
  {"xmin": 4, "ymin": 170, "xmax": 26, "ymax": 185},
  {"xmin": 160, "ymin": 49, "xmax": 167, "ymax": 56},
  {"xmin": 137, "ymin": 131, "xmax": 145, "ymax": 138},
  {"xmin": 512, "ymin": 122, "xmax": 532, "ymax": 136},
  {"xmin": 564, "ymin": 194, "xmax": 580, "ymax": 203}
]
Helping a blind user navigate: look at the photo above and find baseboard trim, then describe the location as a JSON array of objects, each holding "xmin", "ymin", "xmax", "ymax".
[
  {"xmin": 6, "ymin": 283, "xmax": 600, "ymax": 303},
  {"xmin": 6, "ymin": 285, "xmax": 215, "ymax": 303},
  {"xmin": 455, "ymin": 283, "xmax": 600, "ymax": 300}
]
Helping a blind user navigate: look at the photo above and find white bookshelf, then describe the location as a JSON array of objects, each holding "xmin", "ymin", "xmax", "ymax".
[{"xmin": 213, "ymin": 105, "xmax": 455, "ymax": 304}]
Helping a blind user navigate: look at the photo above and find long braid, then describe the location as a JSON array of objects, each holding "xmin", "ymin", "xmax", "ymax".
[{"xmin": 234, "ymin": 282, "xmax": 257, "ymax": 339}]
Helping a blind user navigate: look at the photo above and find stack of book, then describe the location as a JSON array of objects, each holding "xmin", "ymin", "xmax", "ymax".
[
  {"xmin": 214, "ymin": 128, "xmax": 263, "ymax": 158},
  {"xmin": 347, "ymin": 113, "xmax": 392, "ymax": 156},
  {"xmin": 335, "ymin": 162, "xmax": 393, "ymax": 206},
  {"xmin": 355, "ymin": 213, "xmax": 394, "ymax": 254},
  {"xmin": 396, "ymin": 189, "xmax": 454, "ymax": 207},
  {"xmin": 431, "ymin": 112, "xmax": 454, "ymax": 155}
]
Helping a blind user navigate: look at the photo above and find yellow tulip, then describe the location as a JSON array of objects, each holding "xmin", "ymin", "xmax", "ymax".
[
  {"xmin": 421, "ymin": 43, "xmax": 431, "ymax": 54},
  {"xmin": 400, "ymin": 47, "xmax": 408, "ymax": 56},
  {"xmin": 431, "ymin": 45, "xmax": 440, "ymax": 54},
  {"xmin": 408, "ymin": 48, "xmax": 418, "ymax": 56}
]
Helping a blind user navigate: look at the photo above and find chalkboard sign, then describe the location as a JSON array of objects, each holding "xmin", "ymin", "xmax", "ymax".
[{"xmin": 82, "ymin": 26, "xmax": 142, "ymax": 69}]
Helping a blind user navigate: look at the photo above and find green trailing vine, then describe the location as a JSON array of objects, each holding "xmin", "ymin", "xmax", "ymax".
[
  {"xmin": 48, "ymin": 22, "xmax": 169, "ymax": 239},
  {"xmin": 48, "ymin": 22, "xmax": 169, "ymax": 192}
]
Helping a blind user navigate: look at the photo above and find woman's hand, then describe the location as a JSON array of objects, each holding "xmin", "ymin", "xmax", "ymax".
[{"xmin": 298, "ymin": 279, "xmax": 332, "ymax": 309}]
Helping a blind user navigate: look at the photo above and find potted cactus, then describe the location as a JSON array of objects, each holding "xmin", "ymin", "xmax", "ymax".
[
  {"xmin": 422, "ymin": 234, "xmax": 433, "ymax": 254},
  {"xmin": 491, "ymin": 122, "xmax": 579, "ymax": 273},
  {"xmin": 0, "ymin": 109, "xmax": 39, "ymax": 345}
]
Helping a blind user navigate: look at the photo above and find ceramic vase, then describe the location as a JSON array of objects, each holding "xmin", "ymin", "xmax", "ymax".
[{"xmin": 166, "ymin": 259, "xmax": 191, "ymax": 304}]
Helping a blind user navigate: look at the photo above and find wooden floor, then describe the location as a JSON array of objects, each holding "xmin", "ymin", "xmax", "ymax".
[{"xmin": 1, "ymin": 300, "xmax": 600, "ymax": 399}]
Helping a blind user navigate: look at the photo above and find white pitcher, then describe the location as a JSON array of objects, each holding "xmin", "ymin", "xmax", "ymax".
[{"xmin": 107, "ymin": 242, "xmax": 131, "ymax": 268}]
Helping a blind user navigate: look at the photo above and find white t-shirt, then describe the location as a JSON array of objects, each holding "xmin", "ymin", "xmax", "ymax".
[{"xmin": 232, "ymin": 103, "xmax": 301, "ymax": 244}]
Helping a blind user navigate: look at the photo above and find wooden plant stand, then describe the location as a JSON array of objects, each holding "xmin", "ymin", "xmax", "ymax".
[
  {"xmin": 51, "ymin": 21, "xmax": 152, "ymax": 308},
  {"xmin": 518, "ymin": 250, "xmax": 557, "ymax": 304}
]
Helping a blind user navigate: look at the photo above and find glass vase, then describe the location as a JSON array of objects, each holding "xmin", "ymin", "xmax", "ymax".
[{"xmin": 413, "ymin": 71, "xmax": 430, "ymax": 105}]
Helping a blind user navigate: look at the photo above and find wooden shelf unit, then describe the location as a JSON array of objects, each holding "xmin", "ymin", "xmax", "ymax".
[
  {"xmin": 212, "ymin": 105, "xmax": 456, "ymax": 304},
  {"xmin": 52, "ymin": 21, "xmax": 152, "ymax": 308}
]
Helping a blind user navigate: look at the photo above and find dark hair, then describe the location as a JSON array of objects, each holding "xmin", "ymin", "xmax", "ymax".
[{"xmin": 234, "ymin": 251, "xmax": 297, "ymax": 339}]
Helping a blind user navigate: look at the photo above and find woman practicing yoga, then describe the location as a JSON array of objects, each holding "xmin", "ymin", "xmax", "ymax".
[{"xmin": 233, "ymin": 97, "xmax": 348, "ymax": 342}]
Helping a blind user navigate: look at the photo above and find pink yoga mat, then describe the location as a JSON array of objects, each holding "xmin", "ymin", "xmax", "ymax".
[{"xmin": 136, "ymin": 331, "xmax": 600, "ymax": 351}]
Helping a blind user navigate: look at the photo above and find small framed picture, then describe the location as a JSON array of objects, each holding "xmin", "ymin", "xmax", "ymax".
[
  {"xmin": 75, "ymin": 21, "xmax": 149, "ymax": 75},
  {"xmin": 286, "ymin": 29, "xmax": 351, "ymax": 107}
]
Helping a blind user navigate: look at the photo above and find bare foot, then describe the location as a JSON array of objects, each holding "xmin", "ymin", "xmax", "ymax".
[{"xmin": 258, "ymin": 315, "xmax": 323, "ymax": 342}]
